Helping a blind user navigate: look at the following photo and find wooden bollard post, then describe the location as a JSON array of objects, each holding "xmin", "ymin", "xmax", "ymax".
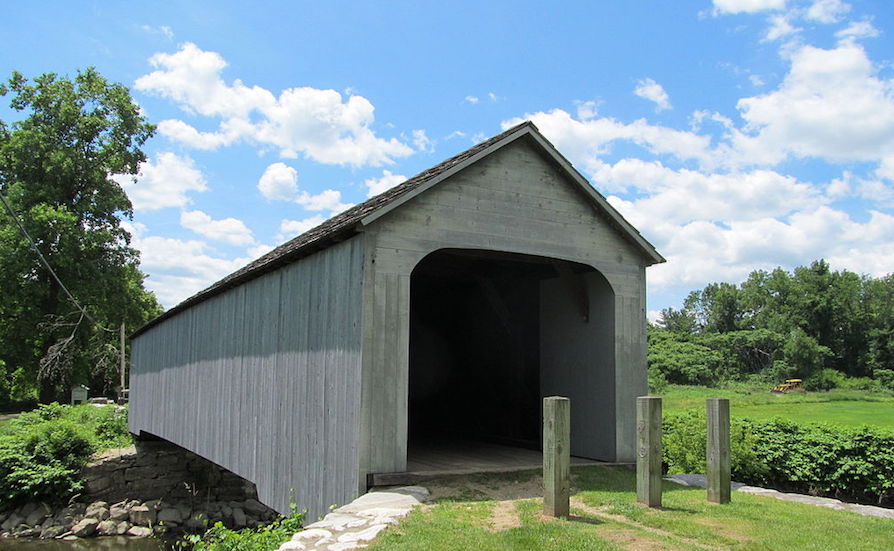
[
  {"xmin": 543, "ymin": 396, "xmax": 570, "ymax": 518},
  {"xmin": 706, "ymin": 397, "xmax": 731, "ymax": 504},
  {"xmin": 636, "ymin": 396, "xmax": 662, "ymax": 507}
]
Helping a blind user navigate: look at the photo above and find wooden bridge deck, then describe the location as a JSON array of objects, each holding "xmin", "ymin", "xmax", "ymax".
[{"xmin": 368, "ymin": 438, "xmax": 631, "ymax": 487}]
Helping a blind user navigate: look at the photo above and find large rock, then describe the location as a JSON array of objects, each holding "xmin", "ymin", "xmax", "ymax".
[
  {"xmin": 85, "ymin": 501, "xmax": 110, "ymax": 521},
  {"xmin": 157, "ymin": 508, "xmax": 182, "ymax": 524},
  {"xmin": 1, "ymin": 513, "xmax": 23, "ymax": 531},
  {"xmin": 96, "ymin": 520, "xmax": 118, "ymax": 536},
  {"xmin": 129, "ymin": 504, "xmax": 156, "ymax": 526},
  {"xmin": 71, "ymin": 517, "xmax": 99, "ymax": 537},
  {"xmin": 109, "ymin": 502, "xmax": 129, "ymax": 520},
  {"xmin": 231, "ymin": 507, "xmax": 246, "ymax": 527},
  {"xmin": 115, "ymin": 521, "xmax": 131, "ymax": 535},
  {"xmin": 127, "ymin": 525, "xmax": 152, "ymax": 537},
  {"xmin": 25, "ymin": 503, "xmax": 50, "ymax": 526},
  {"xmin": 40, "ymin": 525, "xmax": 67, "ymax": 539},
  {"xmin": 242, "ymin": 499, "xmax": 267, "ymax": 515}
]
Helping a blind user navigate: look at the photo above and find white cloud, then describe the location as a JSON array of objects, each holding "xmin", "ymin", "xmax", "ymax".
[
  {"xmin": 733, "ymin": 42, "xmax": 894, "ymax": 164},
  {"xmin": 135, "ymin": 42, "xmax": 413, "ymax": 167},
  {"xmin": 258, "ymin": 162, "xmax": 299, "ymax": 201},
  {"xmin": 749, "ymin": 74, "xmax": 766, "ymax": 86},
  {"xmin": 180, "ymin": 210, "xmax": 255, "ymax": 246},
  {"xmin": 296, "ymin": 189, "xmax": 352, "ymax": 213},
  {"xmin": 364, "ymin": 170, "xmax": 406, "ymax": 197},
  {"xmin": 764, "ymin": 14, "xmax": 800, "ymax": 41},
  {"xmin": 488, "ymin": 92, "xmax": 498, "ymax": 102},
  {"xmin": 464, "ymin": 95, "xmax": 479, "ymax": 104},
  {"xmin": 836, "ymin": 20, "xmax": 881, "ymax": 41},
  {"xmin": 277, "ymin": 216, "xmax": 327, "ymax": 241},
  {"xmin": 141, "ymin": 25, "xmax": 174, "ymax": 40},
  {"xmin": 132, "ymin": 234, "xmax": 251, "ymax": 307},
  {"xmin": 114, "ymin": 152, "xmax": 207, "ymax": 211},
  {"xmin": 412, "ymin": 129, "xmax": 434, "ymax": 152},
  {"xmin": 805, "ymin": 0, "xmax": 850, "ymax": 24},
  {"xmin": 633, "ymin": 78, "xmax": 672, "ymax": 111},
  {"xmin": 247, "ymin": 244, "xmax": 274, "ymax": 259},
  {"xmin": 503, "ymin": 109, "xmax": 714, "ymax": 173},
  {"xmin": 712, "ymin": 0, "xmax": 786, "ymax": 15}
]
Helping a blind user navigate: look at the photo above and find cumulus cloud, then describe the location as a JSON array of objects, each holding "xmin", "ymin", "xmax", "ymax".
[
  {"xmin": 364, "ymin": 170, "xmax": 406, "ymax": 197},
  {"xmin": 132, "ymin": 234, "xmax": 253, "ymax": 307},
  {"xmin": 805, "ymin": 0, "xmax": 850, "ymax": 23},
  {"xmin": 135, "ymin": 42, "xmax": 414, "ymax": 166},
  {"xmin": 114, "ymin": 152, "xmax": 207, "ymax": 211},
  {"xmin": 180, "ymin": 210, "xmax": 255, "ymax": 246},
  {"xmin": 257, "ymin": 162, "xmax": 352, "ymax": 213},
  {"xmin": 277, "ymin": 216, "xmax": 327, "ymax": 241},
  {"xmin": 836, "ymin": 20, "xmax": 880, "ymax": 41},
  {"xmin": 733, "ymin": 42, "xmax": 894, "ymax": 164},
  {"xmin": 633, "ymin": 78, "xmax": 672, "ymax": 111},
  {"xmin": 258, "ymin": 162, "xmax": 299, "ymax": 201},
  {"xmin": 712, "ymin": 0, "xmax": 787, "ymax": 15}
]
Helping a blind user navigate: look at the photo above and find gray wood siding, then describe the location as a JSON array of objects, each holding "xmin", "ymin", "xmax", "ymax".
[
  {"xmin": 361, "ymin": 137, "xmax": 649, "ymax": 476},
  {"xmin": 129, "ymin": 238, "xmax": 365, "ymax": 519}
]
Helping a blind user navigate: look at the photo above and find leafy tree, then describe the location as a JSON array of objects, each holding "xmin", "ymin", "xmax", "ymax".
[
  {"xmin": 0, "ymin": 68, "xmax": 161, "ymax": 403},
  {"xmin": 683, "ymin": 282, "xmax": 744, "ymax": 333},
  {"xmin": 655, "ymin": 306, "xmax": 697, "ymax": 333}
]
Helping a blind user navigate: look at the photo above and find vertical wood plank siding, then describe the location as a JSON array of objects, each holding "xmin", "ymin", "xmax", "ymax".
[{"xmin": 129, "ymin": 238, "xmax": 364, "ymax": 519}]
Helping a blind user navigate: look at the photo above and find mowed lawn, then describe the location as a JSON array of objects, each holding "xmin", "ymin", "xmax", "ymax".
[
  {"xmin": 661, "ymin": 384, "xmax": 894, "ymax": 429},
  {"xmin": 368, "ymin": 466, "xmax": 894, "ymax": 551}
]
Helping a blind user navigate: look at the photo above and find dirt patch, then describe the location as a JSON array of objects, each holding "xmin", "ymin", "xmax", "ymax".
[
  {"xmin": 488, "ymin": 500, "xmax": 522, "ymax": 532},
  {"xmin": 594, "ymin": 527, "xmax": 690, "ymax": 551},
  {"xmin": 425, "ymin": 471, "xmax": 543, "ymax": 502},
  {"xmin": 693, "ymin": 516, "xmax": 750, "ymax": 541}
]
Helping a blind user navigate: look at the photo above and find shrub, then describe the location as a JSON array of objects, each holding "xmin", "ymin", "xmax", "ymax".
[
  {"xmin": 873, "ymin": 369, "xmax": 894, "ymax": 391},
  {"xmin": 805, "ymin": 368, "xmax": 846, "ymax": 391},
  {"xmin": 663, "ymin": 412, "xmax": 894, "ymax": 504},
  {"xmin": 178, "ymin": 507, "xmax": 305, "ymax": 551},
  {"xmin": 0, "ymin": 403, "xmax": 131, "ymax": 508},
  {"xmin": 0, "ymin": 419, "xmax": 95, "ymax": 505}
]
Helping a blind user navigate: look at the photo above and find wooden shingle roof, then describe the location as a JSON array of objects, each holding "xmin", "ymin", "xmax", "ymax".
[{"xmin": 133, "ymin": 121, "xmax": 663, "ymax": 337}]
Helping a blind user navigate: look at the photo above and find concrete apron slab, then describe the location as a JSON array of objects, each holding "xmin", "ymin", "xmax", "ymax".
[
  {"xmin": 666, "ymin": 474, "xmax": 894, "ymax": 520},
  {"xmin": 277, "ymin": 486, "xmax": 430, "ymax": 551}
]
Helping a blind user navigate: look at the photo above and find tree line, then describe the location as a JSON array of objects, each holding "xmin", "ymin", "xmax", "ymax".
[
  {"xmin": 651, "ymin": 260, "xmax": 894, "ymax": 388},
  {"xmin": 0, "ymin": 69, "xmax": 162, "ymax": 407}
]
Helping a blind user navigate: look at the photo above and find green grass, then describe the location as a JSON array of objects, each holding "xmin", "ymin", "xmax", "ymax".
[
  {"xmin": 368, "ymin": 466, "xmax": 894, "ymax": 551},
  {"xmin": 660, "ymin": 384, "xmax": 894, "ymax": 429}
]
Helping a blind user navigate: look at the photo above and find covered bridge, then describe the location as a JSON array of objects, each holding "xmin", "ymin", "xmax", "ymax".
[{"xmin": 129, "ymin": 121, "xmax": 664, "ymax": 518}]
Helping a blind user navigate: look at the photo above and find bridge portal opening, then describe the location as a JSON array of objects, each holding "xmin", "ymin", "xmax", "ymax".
[{"xmin": 407, "ymin": 248, "xmax": 616, "ymax": 474}]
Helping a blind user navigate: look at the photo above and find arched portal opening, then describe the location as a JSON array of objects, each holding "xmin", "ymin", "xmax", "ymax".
[{"xmin": 407, "ymin": 248, "xmax": 616, "ymax": 472}]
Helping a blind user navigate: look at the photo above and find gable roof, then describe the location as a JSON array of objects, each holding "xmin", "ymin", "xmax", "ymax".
[{"xmin": 133, "ymin": 121, "xmax": 664, "ymax": 337}]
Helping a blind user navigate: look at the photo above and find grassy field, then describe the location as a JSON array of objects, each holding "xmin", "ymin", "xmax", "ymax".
[
  {"xmin": 661, "ymin": 384, "xmax": 894, "ymax": 429},
  {"xmin": 368, "ymin": 465, "xmax": 894, "ymax": 551}
]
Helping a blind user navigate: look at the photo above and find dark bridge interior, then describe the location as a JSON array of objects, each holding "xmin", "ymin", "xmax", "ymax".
[{"xmin": 408, "ymin": 249, "xmax": 595, "ymax": 452}]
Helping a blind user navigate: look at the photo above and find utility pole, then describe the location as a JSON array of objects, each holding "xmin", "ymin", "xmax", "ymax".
[{"xmin": 119, "ymin": 322, "xmax": 126, "ymax": 401}]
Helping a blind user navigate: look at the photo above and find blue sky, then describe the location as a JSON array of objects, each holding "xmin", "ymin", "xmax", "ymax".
[{"xmin": 2, "ymin": 0, "xmax": 893, "ymax": 317}]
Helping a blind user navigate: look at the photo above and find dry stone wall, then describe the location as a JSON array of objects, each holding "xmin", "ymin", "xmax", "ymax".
[{"xmin": 0, "ymin": 439, "xmax": 278, "ymax": 541}]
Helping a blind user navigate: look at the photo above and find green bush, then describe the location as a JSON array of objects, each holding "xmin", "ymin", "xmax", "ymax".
[
  {"xmin": 664, "ymin": 412, "xmax": 894, "ymax": 504},
  {"xmin": 876, "ymin": 369, "xmax": 894, "ymax": 391},
  {"xmin": 178, "ymin": 508, "xmax": 305, "ymax": 551},
  {"xmin": 0, "ymin": 403, "xmax": 131, "ymax": 508},
  {"xmin": 0, "ymin": 419, "xmax": 95, "ymax": 505},
  {"xmin": 805, "ymin": 368, "xmax": 846, "ymax": 391}
]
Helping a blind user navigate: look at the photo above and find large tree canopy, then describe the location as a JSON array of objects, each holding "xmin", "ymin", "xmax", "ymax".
[
  {"xmin": 0, "ymin": 68, "xmax": 161, "ymax": 404},
  {"xmin": 653, "ymin": 260, "xmax": 894, "ymax": 387}
]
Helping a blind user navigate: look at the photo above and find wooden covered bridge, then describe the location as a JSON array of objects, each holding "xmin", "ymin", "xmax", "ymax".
[{"xmin": 128, "ymin": 121, "xmax": 664, "ymax": 519}]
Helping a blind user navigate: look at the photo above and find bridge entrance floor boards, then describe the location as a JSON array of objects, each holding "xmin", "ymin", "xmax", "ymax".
[{"xmin": 367, "ymin": 437, "xmax": 630, "ymax": 487}]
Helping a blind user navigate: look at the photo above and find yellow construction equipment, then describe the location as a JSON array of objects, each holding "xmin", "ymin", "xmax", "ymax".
[{"xmin": 771, "ymin": 379, "xmax": 804, "ymax": 393}]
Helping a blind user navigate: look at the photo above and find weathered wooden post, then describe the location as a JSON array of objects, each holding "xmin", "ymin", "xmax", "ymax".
[
  {"xmin": 543, "ymin": 396, "xmax": 570, "ymax": 518},
  {"xmin": 706, "ymin": 397, "xmax": 731, "ymax": 504},
  {"xmin": 636, "ymin": 396, "xmax": 662, "ymax": 507}
]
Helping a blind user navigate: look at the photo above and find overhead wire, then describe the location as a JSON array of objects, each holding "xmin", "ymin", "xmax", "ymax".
[{"xmin": 0, "ymin": 186, "xmax": 115, "ymax": 333}]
